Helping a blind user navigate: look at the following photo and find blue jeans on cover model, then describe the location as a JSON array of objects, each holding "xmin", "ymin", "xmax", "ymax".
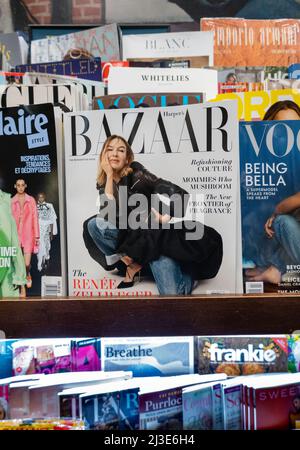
[
  {"xmin": 253, "ymin": 214, "xmax": 300, "ymax": 275},
  {"xmin": 87, "ymin": 216, "xmax": 194, "ymax": 295}
]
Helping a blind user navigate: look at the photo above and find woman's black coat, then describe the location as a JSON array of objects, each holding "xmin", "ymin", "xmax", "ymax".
[{"xmin": 84, "ymin": 161, "xmax": 223, "ymax": 280}]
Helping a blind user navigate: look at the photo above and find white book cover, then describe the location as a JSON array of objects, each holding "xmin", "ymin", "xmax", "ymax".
[
  {"xmin": 108, "ymin": 67, "xmax": 218, "ymax": 100},
  {"xmin": 58, "ymin": 373, "xmax": 135, "ymax": 397},
  {"xmin": 18, "ymin": 35, "xmax": 29, "ymax": 66},
  {"xmin": 28, "ymin": 371, "xmax": 109, "ymax": 389},
  {"xmin": 30, "ymin": 23, "xmax": 121, "ymax": 64},
  {"xmin": 0, "ymin": 374, "xmax": 44, "ymax": 385},
  {"xmin": 122, "ymin": 31, "xmax": 214, "ymax": 66},
  {"xmin": 221, "ymin": 378, "xmax": 243, "ymax": 430},
  {"xmin": 0, "ymin": 83, "xmax": 80, "ymax": 112},
  {"xmin": 22, "ymin": 73, "xmax": 105, "ymax": 110},
  {"xmin": 101, "ymin": 336, "xmax": 194, "ymax": 376},
  {"xmin": 64, "ymin": 100, "xmax": 241, "ymax": 297},
  {"xmin": 182, "ymin": 382, "xmax": 218, "ymax": 430},
  {"xmin": 30, "ymin": 38, "xmax": 48, "ymax": 64}
]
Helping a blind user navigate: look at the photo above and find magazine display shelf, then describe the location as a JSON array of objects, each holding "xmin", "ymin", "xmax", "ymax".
[{"xmin": 0, "ymin": 294, "xmax": 299, "ymax": 338}]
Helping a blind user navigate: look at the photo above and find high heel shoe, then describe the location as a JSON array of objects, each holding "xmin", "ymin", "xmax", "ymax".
[
  {"xmin": 113, "ymin": 260, "xmax": 128, "ymax": 277},
  {"xmin": 117, "ymin": 267, "xmax": 141, "ymax": 289}
]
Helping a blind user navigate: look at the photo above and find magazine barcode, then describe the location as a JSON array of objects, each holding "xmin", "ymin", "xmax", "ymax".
[
  {"xmin": 245, "ymin": 281, "xmax": 264, "ymax": 294},
  {"xmin": 41, "ymin": 276, "xmax": 62, "ymax": 297}
]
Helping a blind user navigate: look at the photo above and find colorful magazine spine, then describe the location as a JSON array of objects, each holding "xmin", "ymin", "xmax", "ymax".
[{"xmin": 222, "ymin": 384, "xmax": 243, "ymax": 430}]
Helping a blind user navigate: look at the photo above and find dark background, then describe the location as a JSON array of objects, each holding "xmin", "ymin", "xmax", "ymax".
[{"xmin": 8, "ymin": 0, "xmax": 300, "ymax": 34}]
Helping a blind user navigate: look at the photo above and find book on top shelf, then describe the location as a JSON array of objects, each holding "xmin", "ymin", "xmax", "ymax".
[
  {"xmin": 288, "ymin": 64, "xmax": 300, "ymax": 79},
  {"xmin": 0, "ymin": 32, "xmax": 28, "ymax": 71},
  {"xmin": 217, "ymin": 67, "xmax": 288, "ymax": 85},
  {"xmin": 21, "ymin": 72, "xmax": 105, "ymax": 111},
  {"xmin": 200, "ymin": 18, "xmax": 300, "ymax": 67},
  {"xmin": 265, "ymin": 78, "xmax": 300, "ymax": 91},
  {"xmin": 30, "ymin": 24, "xmax": 121, "ymax": 64},
  {"xmin": 122, "ymin": 31, "xmax": 214, "ymax": 67},
  {"xmin": 216, "ymin": 66, "xmax": 290, "ymax": 94},
  {"xmin": 101, "ymin": 61, "xmax": 129, "ymax": 85},
  {"xmin": 0, "ymin": 83, "xmax": 81, "ymax": 111},
  {"xmin": 107, "ymin": 66, "xmax": 218, "ymax": 100},
  {"xmin": 15, "ymin": 58, "xmax": 102, "ymax": 82}
]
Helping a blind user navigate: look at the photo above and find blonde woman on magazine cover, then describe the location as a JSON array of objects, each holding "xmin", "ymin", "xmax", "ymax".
[{"xmin": 85, "ymin": 135, "xmax": 223, "ymax": 291}]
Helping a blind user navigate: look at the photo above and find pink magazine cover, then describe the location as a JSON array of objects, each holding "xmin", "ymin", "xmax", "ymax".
[{"xmin": 71, "ymin": 339, "xmax": 101, "ymax": 372}]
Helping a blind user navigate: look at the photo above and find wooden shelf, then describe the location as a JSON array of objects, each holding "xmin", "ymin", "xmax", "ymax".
[{"xmin": 0, "ymin": 294, "xmax": 300, "ymax": 338}]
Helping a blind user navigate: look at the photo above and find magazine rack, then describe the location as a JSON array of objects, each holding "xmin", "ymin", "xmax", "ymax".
[{"xmin": 0, "ymin": 294, "xmax": 299, "ymax": 338}]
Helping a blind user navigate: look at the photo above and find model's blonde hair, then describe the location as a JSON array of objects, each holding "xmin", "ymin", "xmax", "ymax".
[{"xmin": 96, "ymin": 135, "xmax": 134, "ymax": 187}]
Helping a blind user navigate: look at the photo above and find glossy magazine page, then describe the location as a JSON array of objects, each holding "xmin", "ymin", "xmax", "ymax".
[
  {"xmin": 0, "ymin": 103, "xmax": 62, "ymax": 297},
  {"xmin": 240, "ymin": 119, "xmax": 300, "ymax": 294},
  {"xmin": 64, "ymin": 100, "xmax": 241, "ymax": 297}
]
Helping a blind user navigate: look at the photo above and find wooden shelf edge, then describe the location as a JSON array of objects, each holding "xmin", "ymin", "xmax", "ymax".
[
  {"xmin": 0, "ymin": 294, "xmax": 299, "ymax": 338},
  {"xmin": 1, "ymin": 292, "xmax": 300, "ymax": 301}
]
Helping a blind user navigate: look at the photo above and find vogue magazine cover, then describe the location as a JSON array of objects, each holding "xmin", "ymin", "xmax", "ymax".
[
  {"xmin": 93, "ymin": 92, "xmax": 205, "ymax": 110},
  {"xmin": 240, "ymin": 118, "xmax": 300, "ymax": 293}
]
